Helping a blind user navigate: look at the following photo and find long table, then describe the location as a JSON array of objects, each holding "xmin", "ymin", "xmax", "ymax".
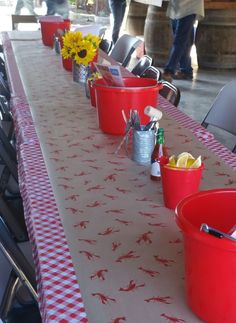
[{"xmin": 1, "ymin": 30, "xmax": 236, "ymax": 323}]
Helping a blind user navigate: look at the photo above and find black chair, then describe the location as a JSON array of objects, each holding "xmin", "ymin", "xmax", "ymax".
[
  {"xmin": 0, "ymin": 217, "xmax": 41, "ymax": 323},
  {"xmin": 201, "ymin": 80, "xmax": 236, "ymax": 153},
  {"xmin": 99, "ymin": 39, "xmax": 113, "ymax": 54},
  {"xmin": 98, "ymin": 27, "xmax": 107, "ymax": 39},
  {"xmin": 0, "ymin": 74, "xmax": 10, "ymax": 102},
  {"xmin": 131, "ymin": 55, "xmax": 153, "ymax": 76},
  {"xmin": 159, "ymin": 81, "xmax": 181, "ymax": 107},
  {"xmin": 109, "ymin": 34, "xmax": 142, "ymax": 67},
  {"xmin": 0, "ymin": 57, "xmax": 8, "ymax": 82},
  {"xmin": 140, "ymin": 66, "xmax": 162, "ymax": 81},
  {"xmin": 0, "ymin": 164, "xmax": 27, "ymax": 243},
  {"xmin": 0, "ymin": 123, "xmax": 28, "ymax": 243},
  {"xmin": 0, "ymin": 96, "xmax": 12, "ymax": 122}
]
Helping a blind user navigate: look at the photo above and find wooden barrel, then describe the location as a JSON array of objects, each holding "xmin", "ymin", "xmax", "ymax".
[
  {"xmin": 144, "ymin": 3, "xmax": 172, "ymax": 67},
  {"xmin": 126, "ymin": 0, "xmax": 148, "ymax": 36},
  {"xmin": 196, "ymin": 9, "xmax": 236, "ymax": 68}
]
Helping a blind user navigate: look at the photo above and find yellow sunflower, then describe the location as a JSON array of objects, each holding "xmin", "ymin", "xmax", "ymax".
[
  {"xmin": 61, "ymin": 31, "xmax": 101, "ymax": 66},
  {"xmin": 84, "ymin": 33, "xmax": 101, "ymax": 49}
]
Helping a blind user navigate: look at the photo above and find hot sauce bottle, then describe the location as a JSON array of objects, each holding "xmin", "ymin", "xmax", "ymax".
[{"xmin": 150, "ymin": 128, "xmax": 167, "ymax": 181}]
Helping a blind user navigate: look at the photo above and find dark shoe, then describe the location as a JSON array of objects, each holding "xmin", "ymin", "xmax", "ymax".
[
  {"xmin": 162, "ymin": 72, "xmax": 173, "ymax": 83},
  {"xmin": 173, "ymin": 71, "xmax": 193, "ymax": 80}
]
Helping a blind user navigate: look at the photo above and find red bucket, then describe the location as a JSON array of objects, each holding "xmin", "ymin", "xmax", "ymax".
[
  {"xmin": 62, "ymin": 57, "xmax": 72, "ymax": 71},
  {"xmin": 40, "ymin": 18, "xmax": 71, "ymax": 47},
  {"xmin": 94, "ymin": 77, "xmax": 162, "ymax": 135},
  {"xmin": 160, "ymin": 157, "xmax": 204, "ymax": 210},
  {"xmin": 59, "ymin": 37, "xmax": 72, "ymax": 71},
  {"xmin": 176, "ymin": 189, "xmax": 236, "ymax": 323}
]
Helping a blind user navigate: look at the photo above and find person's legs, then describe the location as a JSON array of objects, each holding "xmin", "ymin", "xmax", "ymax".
[
  {"xmin": 178, "ymin": 25, "xmax": 195, "ymax": 75},
  {"xmin": 55, "ymin": 1, "xmax": 70, "ymax": 19},
  {"xmin": 23, "ymin": 0, "xmax": 36, "ymax": 15},
  {"xmin": 163, "ymin": 14, "xmax": 196, "ymax": 79},
  {"xmin": 46, "ymin": 0, "xmax": 56, "ymax": 15},
  {"xmin": 108, "ymin": 0, "xmax": 126, "ymax": 45},
  {"xmin": 15, "ymin": 0, "xmax": 24, "ymax": 14}
]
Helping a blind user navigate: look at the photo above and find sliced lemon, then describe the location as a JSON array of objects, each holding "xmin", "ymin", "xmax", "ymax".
[
  {"xmin": 186, "ymin": 158, "xmax": 196, "ymax": 168},
  {"xmin": 177, "ymin": 152, "xmax": 194, "ymax": 160},
  {"xmin": 168, "ymin": 155, "xmax": 177, "ymax": 167},
  {"xmin": 189, "ymin": 156, "xmax": 202, "ymax": 168},
  {"xmin": 176, "ymin": 154, "xmax": 189, "ymax": 168}
]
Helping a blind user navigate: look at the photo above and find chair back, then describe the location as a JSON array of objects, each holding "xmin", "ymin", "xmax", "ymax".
[
  {"xmin": 0, "ymin": 217, "xmax": 41, "ymax": 322},
  {"xmin": 0, "ymin": 96, "xmax": 12, "ymax": 122},
  {"xmin": 109, "ymin": 34, "xmax": 142, "ymax": 67},
  {"xmin": 0, "ymin": 57, "xmax": 7, "ymax": 82},
  {"xmin": 0, "ymin": 124, "xmax": 28, "ymax": 243},
  {"xmin": 0, "ymin": 218, "xmax": 36, "ymax": 297},
  {"xmin": 159, "ymin": 81, "xmax": 181, "ymax": 107},
  {"xmin": 99, "ymin": 39, "xmax": 113, "ymax": 54},
  {"xmin": 202, "ymin": 80, "xmax": 236, "ymax": 136},
  {"xmin": 0, "ymin": 74, "xmax": 10, "ymax": 101},
  {"xmin": 11, "ymin": 15, "xmax": 38, "ymax": 31},
  {"xmin": 131, "ymin": 55, "xmax": 153, "ymax": 76},
  {"xmin": 98, "ymin": 27, "xmax": 107, "ymax": 38},
  {"xmin": 141, "ymin": 66, "xmax": 162, "ymax": 81}
]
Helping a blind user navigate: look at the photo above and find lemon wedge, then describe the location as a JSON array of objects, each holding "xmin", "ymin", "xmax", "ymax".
[
  {"xmin": 186, "ymin": 158, "xmax": 196, "ymax": 168},
  {"xmin": 177, "ymin": 152, "xmax": 194, "ymax": 160},
  {"xmin": 167, "ymin": 152, "xmax": 201, "ymax": 168},
  {"xmin": 176, "ymin": 154, "xmax": 189, "ymax": 168},
  {"xmin": 189, "ymin": 155, "xmax": 202, "ymax": 168},
  {"xmin": 168, "ymin": 155, "xmax": 177, "ymax": 167}
]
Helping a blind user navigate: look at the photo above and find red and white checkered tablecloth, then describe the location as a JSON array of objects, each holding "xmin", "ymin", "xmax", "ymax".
[
  {"xmin": 1, "ymin": 32, "xmax": 88, "ymax": 323},
  {"xmin": 1, "ymin": 31, "xmax": 235, "ymax": 323}
]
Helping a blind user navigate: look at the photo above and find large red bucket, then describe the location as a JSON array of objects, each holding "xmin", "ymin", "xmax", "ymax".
[
  {"xmin": 94, "ymin": 77, "xmax": 162, "ymax": 135},
  {"xmin": 176, "ymin": 189, "xmax": 236, "ymax": 323},
  {"xmin": 40, "ymin": 18, "xmax": 71, "ymax": 47}
]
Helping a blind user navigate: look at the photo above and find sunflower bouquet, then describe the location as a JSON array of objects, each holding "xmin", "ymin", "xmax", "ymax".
[{"xmin": 61, "ymin": 31, "xmax": 101, "ymax": 66}]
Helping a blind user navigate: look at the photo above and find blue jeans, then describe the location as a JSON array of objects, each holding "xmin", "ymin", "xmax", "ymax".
[
  {"xmin": 46, "ymin": 0, "xmax": 69, "ymax": 19},
  {"xmin": 164, "ymin": 14, "xmax": 196, "ymax": 75},
  {"xmin": 108, "ymin": 0, "xmax": 126, "ymax": 44}
]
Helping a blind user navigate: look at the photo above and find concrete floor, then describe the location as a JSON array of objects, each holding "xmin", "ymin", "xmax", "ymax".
[
  {"xmin": 0, "ymin": 1, "xmax": 236, "ymax": 152},
  {"xmin": 168, "ymin": 49, "xmax": 236, "ymax": 152}
]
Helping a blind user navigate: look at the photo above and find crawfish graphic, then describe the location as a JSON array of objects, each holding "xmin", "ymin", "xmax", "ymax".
[
  {"xmin": 154, "ymin": 255, "xmax": 175, "ymax": 267},
  {"xmin": 110, "ymin": 317, "xmax": 126, "ymax": 323},
  {"xmin": 119, "ymin": 280, "xmax": 145, "ymax": 292},
  {"xmin": 74, "ymin": 221, "xmax": 89, "ymax": 229},
  {"xmin": 78, "ymin": 238, "xmax": 96, "ymax": 245},
  {"xmin": 98, "ymin": 227, "xmax": 120, "ymax": 236},
  {"xmin": 112, "ymin": 242, "xmax": 121, "ymax": 251},
  {"xmin": 145, "ymin": 296, "xmax": 172, "ymax": 304},
  {"xmin": 91, "ymin": 292, "xmax": 116, "ymax": 304},
  {"xmin": 116, "ymin": 251, "xmax": 140, "ymax": 263},
  {"xmin": 79, "ymin": 251, "xmax": 100, "ymax": 260},
  {"xmin": 138, "ymin": 267, "xmax": 160, "ymax": 278},
  {"xmin": 161, "ymin": 313, "xmax": 186, "ymax": 322},
  {"xmin": 136, "ymin": 231, "xmax": 153, "ymax": 244},
  {"xmin": 90, "ymin": 269, "xmax": 108, "ymax": 281}
]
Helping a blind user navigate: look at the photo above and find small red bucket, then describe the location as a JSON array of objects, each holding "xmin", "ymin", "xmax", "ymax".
[
  {"xmin": 94, "ymin": 77, "xmax": 162, "ymax": 135},
  {"xmin": 59, "ymin": 37, "xmax": 72, "ymax": 71},
  {"xmin": 160, "ymin": 157, "xmax": 204, "ymax": 210},
  {"xmin": 176, "ymin": 189, "xmax": 236, "ymax": 323},
  {"xmin": 40, "ymin": 18, "xmax": 71, "ymax": 47},
  {"xmin": 62, "ymin": 57, "xmax": 72, "ymax": 71}
]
